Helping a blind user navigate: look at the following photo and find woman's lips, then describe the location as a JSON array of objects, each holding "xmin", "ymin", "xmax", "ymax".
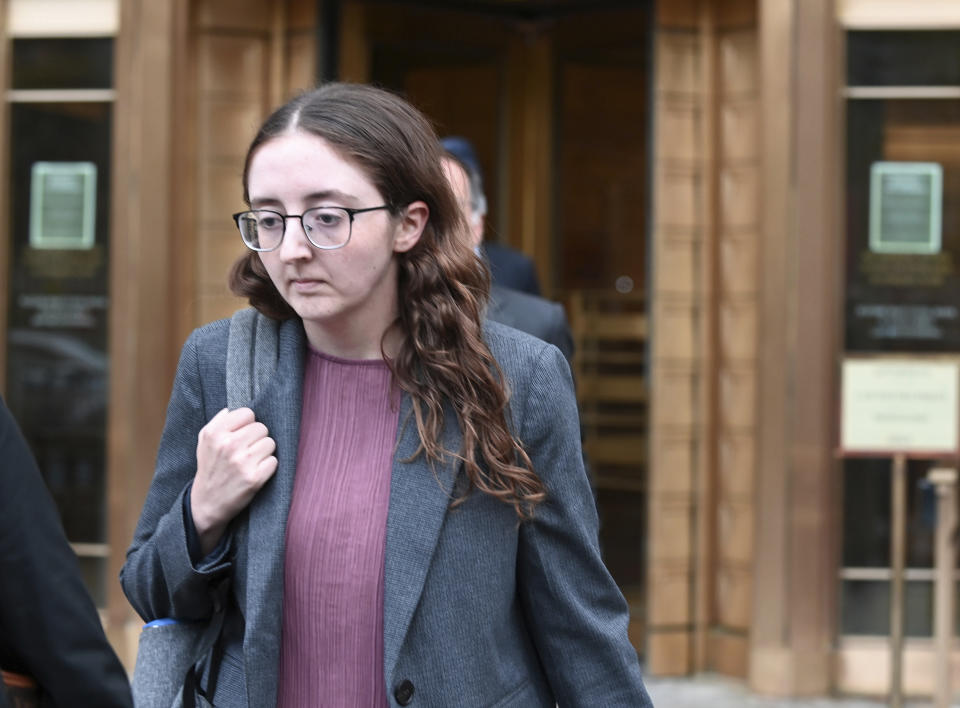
[{"xmin": 290, "ymin": 278, "xmax": 325, "ymax": 292}]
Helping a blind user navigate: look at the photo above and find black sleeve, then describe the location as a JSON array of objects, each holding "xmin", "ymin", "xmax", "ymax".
[
  {"xmin": 182, "ymin": 482, "xmax": 231, "ymax": 567},
  {"xmin": 0, "ymin": 396, "xmax": 133, "ymax": 708}
]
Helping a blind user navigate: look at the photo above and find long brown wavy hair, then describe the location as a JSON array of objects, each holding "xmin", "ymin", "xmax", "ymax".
[{"xmin": 229, "ymin": 83, "xmax": 544, "ymax": 518}]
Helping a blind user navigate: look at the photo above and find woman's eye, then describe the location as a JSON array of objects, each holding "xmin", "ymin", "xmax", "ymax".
[
  {"xmin": 258, "ymin": 214, "xmax": 282, "ymax": 229},
  {"xmin": 308, "ymin": 209, "xmax": 344, "ymax": 228}
]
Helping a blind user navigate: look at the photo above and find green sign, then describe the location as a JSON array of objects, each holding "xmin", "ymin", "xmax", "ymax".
[
  {"xmin": 29, "ymin": 161, "xmax": 97, "ymax": 250},
  {"xmin": 869, "ymin": 161, "xmax": 942, "ymax": 255}
]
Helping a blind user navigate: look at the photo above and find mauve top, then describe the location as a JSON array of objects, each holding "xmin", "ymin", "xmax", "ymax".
[{"xmin": 276, "ymin": 347, "xmax": 399, "ymax": 708}]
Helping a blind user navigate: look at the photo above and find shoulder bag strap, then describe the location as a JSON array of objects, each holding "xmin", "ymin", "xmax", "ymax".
[{"xmin": 180, "ymin": 597, "xmax": 228, "ymax": 708}]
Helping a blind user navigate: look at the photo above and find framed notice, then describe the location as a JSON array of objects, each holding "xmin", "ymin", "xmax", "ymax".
[
  {"xmin": 841, "ymin": 357, "xmax": 960, "ymax": 456},
  {"xmin": 29, "ymin": 161, "xmax": 97, "ymax": 250},
  {"xmin": 869, "ymin": 162, "xmax": 942, "ymax": 255}
]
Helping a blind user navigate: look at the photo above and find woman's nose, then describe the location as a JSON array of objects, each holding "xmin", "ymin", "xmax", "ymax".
[{"xmin": 277, "ymin": 217, "xmax": 312, "ymax": 261}]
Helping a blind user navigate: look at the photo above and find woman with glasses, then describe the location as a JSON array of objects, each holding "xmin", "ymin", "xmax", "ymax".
[{"xmin": 121, "ymin": 82, "xmax": 652, "ymax": 708}]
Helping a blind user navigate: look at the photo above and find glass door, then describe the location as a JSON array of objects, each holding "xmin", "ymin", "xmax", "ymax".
[
  {"xmin": 4, "ymin": 36, "xmax": 114, "ymax": 605},
  {"xmin": 840, "ymin": 29, "xmax": 960, "ymax": 693}
]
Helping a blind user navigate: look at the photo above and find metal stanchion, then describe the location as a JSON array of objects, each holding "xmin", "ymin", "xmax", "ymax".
[
  {"xmin": 928, "ymin": 466, "xmax": 957, "ymax": 708},
  {"xmin": 890, "ymin": 453, "xmax": 907, "ymax": 708}
]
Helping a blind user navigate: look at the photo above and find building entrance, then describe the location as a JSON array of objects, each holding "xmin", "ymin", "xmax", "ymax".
[{"xmin": 339, "ymin": 0, "xmax": 652, "ymax": 654}]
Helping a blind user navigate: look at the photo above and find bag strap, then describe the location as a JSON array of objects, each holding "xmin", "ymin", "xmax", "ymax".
[
  {"xmin": 186, "ymin": 309, "xmax": 277, "ymax": 705},
  {"xmin": 190, "ymin": 308, "xmax": 276, "ymax": 704},
  {"xmin": 226, "ymin": 308, "xmax": 280, "ymax": 409},
  {"xmin": 181, "ymin": 596, "xmax": 228, "ymax": 708}
]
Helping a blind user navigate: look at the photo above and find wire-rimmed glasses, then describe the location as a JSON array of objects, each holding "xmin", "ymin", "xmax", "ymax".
[{"xmin": 232, "ymin": 205, "xmax": 391, "ymax": 252}]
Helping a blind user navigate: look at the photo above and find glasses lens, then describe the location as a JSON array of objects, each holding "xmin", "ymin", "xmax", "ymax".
[
  {"xmin": 237, "ymin": 210, "xmax": 284, "ymax": 251},
  {"xmin": 302, "ymin": 207, "xmax": 350, "ymax": 249}
]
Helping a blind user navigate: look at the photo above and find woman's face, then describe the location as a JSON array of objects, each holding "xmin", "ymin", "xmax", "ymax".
[{"xmin": 246, "ymin": 130, "xmax": 424, "ymax": 353}]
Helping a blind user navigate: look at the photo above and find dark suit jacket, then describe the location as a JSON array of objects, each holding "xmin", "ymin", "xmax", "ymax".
[
  {"xmin": 0, "ymin": 397, "xmax": 132, "ymax": 708},
  {"xmin": 122, "ymin": 315, "xmax": 651, "ymax": 707},
  {"xmin": 487, "ymin": 285, "xmax": 573, "ymax": 366},
  {"xmin": 483, "ymin": 242, "xmax": 541, "ymax": 296}
]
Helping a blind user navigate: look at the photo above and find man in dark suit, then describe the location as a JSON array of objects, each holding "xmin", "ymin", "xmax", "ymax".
[
  {"xmin": 440, "ymin": 149, "xmax": 573, "ymax": 364},
  {"xmin": 440, "ymin": 136, "xmax": 542, "ymax": 296},
  {"xmin": 483, "ymin": 241, "xmax": 542, "ymax": 297},
  {"xmin": 0, "ymin": 396, "xmax": 132, "ymax": 708},
  {"xmin": 486, "ymin": 283, "xmax": 572, "ymax": 362}
]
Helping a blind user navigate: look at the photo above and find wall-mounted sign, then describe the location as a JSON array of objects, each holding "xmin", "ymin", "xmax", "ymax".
[
  {"xmin": 869, "ymin": 162, "xmax": 942, "ymax": 255},
  {"xmin": 29, "ymin": 161, "xmax": 97, "ymax": 250},
  {"xmin": 841, "ymin": 357, "xmax": 960, "ymax": 456}
]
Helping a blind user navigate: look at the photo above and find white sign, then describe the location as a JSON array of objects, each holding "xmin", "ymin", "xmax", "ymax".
[{"xmin": 841, "ymin": 358, "xmax": 960, "ymax": 455}]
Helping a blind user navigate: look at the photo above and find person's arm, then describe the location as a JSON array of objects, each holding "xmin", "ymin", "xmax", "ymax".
[
  {"xmin": 0, "ymin": 398, "xmax": 133, "ymax": 708},
  {"xmin": 120, "ymin": 328, "xmax": 234, "ymax": 623},
  {"xmin": 513, "ymin": 344, "xmax": 652, "ymax": 706}
]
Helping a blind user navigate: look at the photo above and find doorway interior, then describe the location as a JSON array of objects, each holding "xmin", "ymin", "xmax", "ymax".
[{"xmin": 339, "ymin": 0, "xmax": 652, "ymax": 654}]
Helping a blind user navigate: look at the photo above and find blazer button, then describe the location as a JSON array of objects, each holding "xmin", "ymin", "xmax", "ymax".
[{"xmin": 394, "ymin": 679, "xmax": 415, "ymax": 705}]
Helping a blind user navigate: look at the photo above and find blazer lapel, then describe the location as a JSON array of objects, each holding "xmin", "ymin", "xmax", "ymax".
[
  {"xmin": 241, "ymin": 318, "xmax": 305, "ymax": 708},
  {"xmin": 225, "ymin": 314, "xmax": 462, "ymax": 702},
  {"xmin": 382, "ymin": 394, "xmax": 463, "ymax": 682}
]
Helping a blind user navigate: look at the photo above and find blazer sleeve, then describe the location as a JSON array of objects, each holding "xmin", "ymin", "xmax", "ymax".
[
  {"xmin": 514, "ymin": 344, "xmax": 652, "ymax": 707},
  {"xmin": 120, "ymin": 328, "xmax": 233, "ymax": 622},
  {"xmin": 0, "ymin": 398, "xmax": 133, "ymax": 708}
]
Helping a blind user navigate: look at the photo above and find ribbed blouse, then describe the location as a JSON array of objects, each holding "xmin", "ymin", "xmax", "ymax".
[{"xmin": 276, "ymin": 347, "xmax": 399, "ymax": 708}]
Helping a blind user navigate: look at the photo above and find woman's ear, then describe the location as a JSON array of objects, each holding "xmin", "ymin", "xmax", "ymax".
[{"xmin": 393, "ymin": 201, "xmax": 429, "ymax": 253}]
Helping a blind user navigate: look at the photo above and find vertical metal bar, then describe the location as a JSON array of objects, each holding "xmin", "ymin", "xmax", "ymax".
[
  {"xmin": 693, "ymin": 0, "xmax": 719, "ymax": 673},
  {"xmin": 889, "ymin": 453, "xmax": 907, "ymax": 708},
  {"xmin": 930, "ymin": 467, "xmax": 957, "ymax": 708}
]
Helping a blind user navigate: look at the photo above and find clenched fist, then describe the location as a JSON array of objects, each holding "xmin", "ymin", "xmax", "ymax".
[{"xmin": 190, "ymin": 407, "xmax": 277, "ymax": 555}]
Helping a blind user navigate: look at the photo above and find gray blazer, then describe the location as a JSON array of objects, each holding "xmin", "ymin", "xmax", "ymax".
[{"xmin": 121, "ymin": 315, "xmax": 651, "ymax": 708}]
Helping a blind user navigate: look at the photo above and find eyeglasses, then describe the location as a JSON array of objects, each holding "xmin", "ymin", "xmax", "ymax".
[{"xmin": 232, "ymin": 205, "xmax": 391, "ymax": 252}]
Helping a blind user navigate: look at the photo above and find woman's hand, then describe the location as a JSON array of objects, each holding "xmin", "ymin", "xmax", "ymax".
[{"xmin": 190, "ymin": 407, "xmax": 277, "ymax": 555}]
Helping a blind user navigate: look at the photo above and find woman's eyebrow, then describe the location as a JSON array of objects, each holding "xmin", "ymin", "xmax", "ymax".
[
  {"xmin": 303, "ymin": 190, "xmax": 359, "ymax": 205},
  {"xmin": 249, "ymin": 190, "xmax": 359, "ymax": 209},
  {"xmin": 248, "ymin": 197, "xmax": 282, "ymax": 209}
]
